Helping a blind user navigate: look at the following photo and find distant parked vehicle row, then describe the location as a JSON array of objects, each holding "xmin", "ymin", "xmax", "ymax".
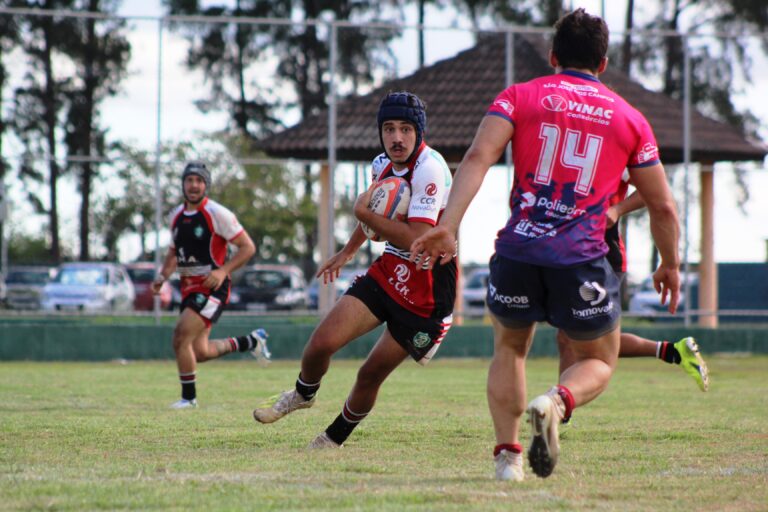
[
  {"xmin": 125, "ymin": 262, "xmax": 173, "ymax": 311},
  {"xmin": 41, "ymin": 262, "xmax": 135, "ymax": 313},
  {"xmin": 229, "ymin": 264, "xmax": 309, "ymax": 311},
  {"xmin": 4, "ymin": 266, "xmax": 56, "ymax": 310}
]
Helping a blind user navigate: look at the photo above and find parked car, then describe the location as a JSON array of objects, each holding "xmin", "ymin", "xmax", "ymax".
[
  {"xmin": 229, "ymin": 264, "xmax": 309, "ymax": 311},
  {"xmin": 462, "ymin": 268, "xmax": 489, "ymax": 318},
  {"xmin": 628, "ymin": 273, "xmax": 697, "ymax": 315},
  {"xmin": 4, "ymin": 266, "xmax": 57, "ymax": 310},
  {"xmin": 307, "ymin": 267, "xmax": 367, "ymax": 309},
  {"xmin": 41, "ymin": 262, "xmax": 135, "ymax": 312},
  {"xmin": 125, "ymin": 262, "xmax": 172, "ymax": 311}
]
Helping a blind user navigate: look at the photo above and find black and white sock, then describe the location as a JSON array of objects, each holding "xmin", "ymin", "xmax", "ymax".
[
  {"xmin": 325, "ymin": 399, "xmax": 370, "ymax": 445},
  {"xmin": 295, "ymin": 373, "xmax": 321, "ymax": 401},
  {"xmin": 230, "ymin": 334, "xmax": 258, "ymax": 352},
  {"xmin": 657, "ymin": 341, "xmax": 681, "ymax": 364},
  {"xmin": 180, "ymin": 371, "xmax": 196, "ymax": 400}
]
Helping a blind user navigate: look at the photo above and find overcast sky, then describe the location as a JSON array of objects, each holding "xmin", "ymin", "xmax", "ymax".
[{"xmin": 5, "ymin": 1, "xmax": 768, "ymax": 278}]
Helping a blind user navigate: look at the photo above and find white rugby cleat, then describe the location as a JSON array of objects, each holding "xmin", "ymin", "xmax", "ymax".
[
  {"xmin": 307, "ymin": 431, "xmax": 342, "ymax": 449},
  {"xmin": 170, "ymin": 398, "xmax": 197, "ymax": 409},
  {"xmin": 494, "ymin": 449, "xmax": 524, "ymax": 481},
  {"xmin": 253, "ymin": 389, "xmax": 314, "ymax": 424},
  {"xmin": 526, "ymin": 392, "xmax": 564, "ymax": 478}
]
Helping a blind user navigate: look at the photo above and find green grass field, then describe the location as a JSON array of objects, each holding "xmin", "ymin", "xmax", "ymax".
[{"xmin": 1, "ymin": 356, "xmax": 766, "ymax": 511}]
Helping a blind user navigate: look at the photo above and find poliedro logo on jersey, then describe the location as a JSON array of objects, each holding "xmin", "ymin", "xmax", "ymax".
[
  {"xmin": 387, "ymin": 263, "xmax": 411, "ymax": 298},
  {"xmin": 412, "ymin": 332, "xmax": 431, "ymax": 348},
  {"xmin": 520, "ymin": 191, "xmax": 536, "ymax": 209},
  {"xmin": 494, "ymin": 99, "xmax": 515, "ymax": 116},
  {"xmin": 536, "ymin": 196, "xmax": 586, "ymax": 220},
  {"xmin": 488, "ymin": 282, "xmax": 529, "ymax": 309},
  {"xmin": 541, "ymin": 94, "xmax": 567, "ymax": 112}
]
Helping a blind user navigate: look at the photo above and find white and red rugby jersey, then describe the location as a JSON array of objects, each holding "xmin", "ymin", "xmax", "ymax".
[
  {"xmin": 366, "ymin": 142, "xmax": 457, "ymax": 318},
  {"xmin": 168, "ymin": 197, "xmax": 245, "ymax": 298},
  {"xmin": 488, "ymin": 70, "xmax": 660, "ymax": 267}
]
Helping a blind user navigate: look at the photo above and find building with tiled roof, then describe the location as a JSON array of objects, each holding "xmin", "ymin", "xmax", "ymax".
[{"xmin": 260, "ymin": 33, "xmax": 766, "ymax": 165}]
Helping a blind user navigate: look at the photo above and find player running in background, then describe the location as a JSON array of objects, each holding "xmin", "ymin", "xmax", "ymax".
[
  {"xmin": 410, "ymin": 9, "xmax": 681, "ymax": 481},
  {"xmin": 252, "ymin": 92, "xmax": 456, "ymax": 448},
  {"xmin": 152, "ymin": 162, "xmax": 270, "ymax": 409},
  {"xmin": 559, "ymin": 177, "xmax": 709, "ymax": 392}
]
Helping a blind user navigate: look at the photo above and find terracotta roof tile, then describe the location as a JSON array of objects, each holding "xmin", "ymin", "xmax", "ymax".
[{"xmin": 260, "ymin": 34, "xmax": 766, "ymax": 164}]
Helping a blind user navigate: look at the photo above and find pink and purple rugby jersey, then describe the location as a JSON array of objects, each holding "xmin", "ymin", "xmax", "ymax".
[{"xmin": 488, "ymin": 70, "xmax": 660, "ymax": 268}]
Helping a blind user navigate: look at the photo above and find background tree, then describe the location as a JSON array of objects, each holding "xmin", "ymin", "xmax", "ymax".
[
  {"xmin": 60, "ymin": 0, "xmax": 130, "ymax": 261},
  {"xmin": 10, "ymin": 0, "xmax": 78, "ymax": 263},
  {"xmin": 0, "ymin": 2, "xmax": 25, "ymax": 265},
  {"xmin": 163, "ymin": 0, "xmax": 399, "ymax": 278}
]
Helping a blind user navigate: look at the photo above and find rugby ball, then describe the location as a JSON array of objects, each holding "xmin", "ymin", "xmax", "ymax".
[{"xmin": 360, "ymin": 177, "xmax": 411, "ymax": 241}]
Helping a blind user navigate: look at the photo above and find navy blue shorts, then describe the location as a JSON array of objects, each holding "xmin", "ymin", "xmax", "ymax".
[
  {"xmin": 487, "ymin": 253, "xmax": 620, "ymax": 340},
  {"xmin": 345, "ymin": 275, "xmax": 452, "ymax": 365}
]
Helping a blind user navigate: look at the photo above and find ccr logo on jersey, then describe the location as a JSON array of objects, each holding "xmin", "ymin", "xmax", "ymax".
[{"xmin": 387, "ymin": 263, "xmax": 411, "ymax": 298}]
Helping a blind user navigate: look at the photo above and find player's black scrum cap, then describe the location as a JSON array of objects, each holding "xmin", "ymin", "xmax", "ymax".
[
  {"xmin": 182, "ymin": 161, "xmax": 211, "ymax": 189},
  {"xmin": 377, "ymin": 91, "xmax": 427, "ymax": 161}
]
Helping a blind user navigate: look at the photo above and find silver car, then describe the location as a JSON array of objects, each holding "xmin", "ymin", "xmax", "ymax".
[
  {"xmin": 4, "ymin": 266, "xmax": 57, "ymax": 310},
  {"xmin": 42, "ymin": 262, "xmax": 135, "ymax": 312}
]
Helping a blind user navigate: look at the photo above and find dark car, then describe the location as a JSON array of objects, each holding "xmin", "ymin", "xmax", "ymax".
[
  {"xmin": 229, "ymin": 264, "xmax": 308, "ymax": 311},
  {"xmin": 4, "ymin": 266, "xmax": 57, "ymax": 310},
  {"xmin": 125, "ymin": 262, "xmax": 173, "ymax": 311}
]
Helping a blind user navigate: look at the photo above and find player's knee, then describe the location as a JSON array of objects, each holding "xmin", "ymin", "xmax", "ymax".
[
  {"xmin": 194, "ymin": 349, "xmax": 211, "ymax": 362},
  {"xmin": 305, "ymin": 330, "xmax": 337, "ymax": 359},
  {"xmin": 355, "ymin": 364, "xmax": 388, "ymax": 389}
]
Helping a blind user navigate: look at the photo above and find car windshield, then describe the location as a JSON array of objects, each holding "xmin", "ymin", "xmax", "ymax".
[
  {"xmin": 56, "ymin": 268, "xmax": 107, "ymax": 286},
  {"xmin": 127, "ymin": 268, "xmax": 155, "ymax": 283},
  {"xmin": 7, "ymin": 270, "xmax": 51, "ymax": 285},
  {"xmin": 241, "ymin": 270, "xmax": 291, "ymax": 289}
]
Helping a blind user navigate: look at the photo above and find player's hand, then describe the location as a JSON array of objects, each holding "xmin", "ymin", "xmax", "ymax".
[
  {"xmin": 652, "ymin": 264, "xmax": 680, "ymax": 314},
  {"xmin": 605, "ymin": 206, "xmax": 619, "ymax": 229},
  {"xmin": 316, "ymin": 250, "xmax": 353, "ymax": 284},
  {"xmin": 151, "ymin": 277, "xmax": 165, "ymax": 295},
  {"xmin": 203, "ymin": 268, "xmax": 227, "ymax": 290},
  {"xmin": 353, "ymin": 184, "xmax": 375, "ymax": 222},
  {"xmin": 409, "ymin": 225, "xmax": 457, "ymax": 270}
]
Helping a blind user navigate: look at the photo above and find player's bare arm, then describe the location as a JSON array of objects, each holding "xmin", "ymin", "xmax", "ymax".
[
  {"xmin": 202, "ymin": 231, "xmax": 255, "ymax": 290},
  {"xmin": 152, "ymin": 247, "xmax": 177, "ymax": 294},
  {"xmin": 606, "ymin": 190, "xmax": 646, "ymax": 228},
  {"xmin": 629, "ymin": 163, "xmax": 681, "ymax": 312},
  {"xmin": 316, "ymin": 225, "xmax": 368, "ymax": 284},
  {"xmin": 410, "ymin": 115, "xmax": 513, "ymax": 268}
]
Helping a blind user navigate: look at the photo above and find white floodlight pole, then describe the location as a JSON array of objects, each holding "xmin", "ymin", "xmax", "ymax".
[
  {"xmin": 153, "ymin": 19, "xmax": 165, "ymax": 324},
  {"xmin": 323, "ymin": 21, "xmax": 338, "ymax": 313},
  {"xmin": 682, "ymin": 34, "xmax": 692, "ymax": 327}
]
